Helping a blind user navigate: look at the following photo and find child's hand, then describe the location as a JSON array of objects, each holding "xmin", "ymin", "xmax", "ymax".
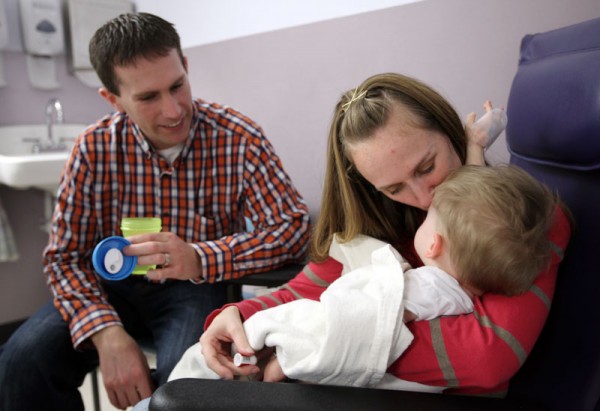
[
  {"xmin": 262, "ymin": 352, "xmax": 286, "ymax": 382},
  {"xmin": 466, "ymin": 100, "xmax": 507, "ymax": 149}
]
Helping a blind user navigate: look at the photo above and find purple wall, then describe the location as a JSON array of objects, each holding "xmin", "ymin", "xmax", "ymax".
[{"xmin": 184, "ymin": 0, "xmax": 600, "ymax": 217}]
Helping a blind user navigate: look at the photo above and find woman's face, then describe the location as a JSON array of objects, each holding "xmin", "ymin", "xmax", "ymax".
[{"xmin": 348, "ymin": 105, "xmax": 461, "ymax": 210}]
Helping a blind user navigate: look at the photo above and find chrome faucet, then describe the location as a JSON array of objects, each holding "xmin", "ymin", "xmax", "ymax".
[
  {"xmin": 29, "ymin": 98, "xmax": 67, "ymax": 153},
  {"xmin": 45, "ymin": 98, "xmax": 64, "ymax": 145}
]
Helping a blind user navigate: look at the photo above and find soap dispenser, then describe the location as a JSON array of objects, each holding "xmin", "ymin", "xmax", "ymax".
[{"xmin": 19, "ymin": 0, "xmax": 65, "ymax": 89}]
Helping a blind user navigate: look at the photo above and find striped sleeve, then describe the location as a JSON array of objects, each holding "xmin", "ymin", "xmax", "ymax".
[
  {"xmin": 203, "ymin": 258, "xmax": 343, "ymax": 330},
  {"xmin": 44, "ymin": 121, "xmax": 122, "ymax": 349},
  {"xmin": 191, "ymin": 104, "xmax": 311, "ymax": 282},
  {"xmin": 387, "ymin": 206, "xmax": 571, "ymax": 395}
]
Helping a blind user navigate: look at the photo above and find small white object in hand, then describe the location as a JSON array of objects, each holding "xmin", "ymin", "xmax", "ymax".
[{"xmin": 233, "ymin": 353, "xmax": 257, "ymax": 367}]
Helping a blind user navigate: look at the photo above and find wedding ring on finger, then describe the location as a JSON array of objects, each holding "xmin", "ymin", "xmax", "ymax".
[{"xmin": 163, "ymin": 252, "xmax": 171, "ymax": 267}]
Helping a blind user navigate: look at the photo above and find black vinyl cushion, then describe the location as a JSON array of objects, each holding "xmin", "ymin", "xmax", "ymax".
[{"xmin": 149, "ymin": 378, "xmax": 543, "ymax": 411}]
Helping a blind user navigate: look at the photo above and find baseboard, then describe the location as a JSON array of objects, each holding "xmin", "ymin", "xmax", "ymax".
[{"xmin": 0, "ymin": 319, "xmax": 26, "ymax": 345}]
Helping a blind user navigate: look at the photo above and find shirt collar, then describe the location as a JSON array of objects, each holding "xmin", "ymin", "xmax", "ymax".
[{"xmin": 126, "ymin": 101, "xmax": 200, "ymax": 158}]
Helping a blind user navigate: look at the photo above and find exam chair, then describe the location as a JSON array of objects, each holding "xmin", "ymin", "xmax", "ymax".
[
  {"xmin": 504, "ymin": 17, "xmax": 600, "ymax": 411},
  {"xmin": 148, "ymin": 18, "xmax": 600, "ymax": 411}
]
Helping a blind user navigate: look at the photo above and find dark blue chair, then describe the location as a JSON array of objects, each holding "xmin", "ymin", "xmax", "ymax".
[
  {"xmin": 149, "ymin": 18, "xmax": 600, "ymax": 411},
  {"xmin": 505, "ymin": 17, "xmax": 600, "ymax": 411}
]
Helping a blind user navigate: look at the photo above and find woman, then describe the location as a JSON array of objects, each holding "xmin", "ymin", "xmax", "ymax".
[{"xmin": 199, "ymin": 73, "xmax": 571, "ymax": 395}]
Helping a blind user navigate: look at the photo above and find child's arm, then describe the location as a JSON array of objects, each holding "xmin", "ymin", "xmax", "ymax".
[
  {"xmin": 466, "ymin": 101, "xmax": 508, "ymax": 165},
  {"xmin": 403, "ymin": 267, "xmax": 474, "ymax": 321}
]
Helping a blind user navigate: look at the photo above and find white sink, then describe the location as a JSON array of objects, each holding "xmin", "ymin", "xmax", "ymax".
[{"xmin": 0, "ymin": 124, "xmax": 87, "ymax": 194}]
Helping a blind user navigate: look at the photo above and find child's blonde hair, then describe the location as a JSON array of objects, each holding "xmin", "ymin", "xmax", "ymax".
[{"xmin": 432, "ymin": 165, "xmax": 557, "ymax": 296}]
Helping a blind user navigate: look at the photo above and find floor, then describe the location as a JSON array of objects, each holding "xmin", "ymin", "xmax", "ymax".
[
  {"xmin": 80, "ymin": 371, "xmax": 124, "ymax": 411},
  {"xmin": 79, "ymin": 351, "xmax": 156, "ymax": 411}
]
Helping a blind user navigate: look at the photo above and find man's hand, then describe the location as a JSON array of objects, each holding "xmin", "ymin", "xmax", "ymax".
[
  {"xmin": 124, "ymin": 231, "xmax": 203, "ymax": 282},
  {"xmin": 91, "ymin": 325, "xmax": 154, "ymax": 409}
]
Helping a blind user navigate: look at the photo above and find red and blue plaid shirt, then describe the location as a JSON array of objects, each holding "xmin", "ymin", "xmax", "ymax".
[{"xmin": 43, "ymin": 99, "xmax": 311, "ymax": 348}]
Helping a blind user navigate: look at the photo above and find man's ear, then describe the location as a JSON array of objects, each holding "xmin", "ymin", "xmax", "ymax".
[
  {"xmin": 424, "ymin": 232, "xmax": 444, "ymax": 259},
  {"xmin": 98, "ymin": 87, "xmax": 123, "ymax": 112}
]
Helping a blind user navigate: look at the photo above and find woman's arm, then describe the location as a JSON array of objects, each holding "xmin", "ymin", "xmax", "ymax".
[
  {"xmin": 200, "ymin": 258, "xmax": 344, "ymax": 379},
  {"xmin": 205, "ymin": 257, "xmax": 343, "ymax": 326}
]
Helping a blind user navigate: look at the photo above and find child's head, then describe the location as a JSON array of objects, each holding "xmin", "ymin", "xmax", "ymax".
[{"xmin": 415, "ymin": 165, "xmax": 557, "ymax": 296}]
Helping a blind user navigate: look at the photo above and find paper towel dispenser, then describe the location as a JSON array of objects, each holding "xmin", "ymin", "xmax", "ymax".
[{"xmin": 66, "ymin": 0, "xmax": 134, "ymax": 87}]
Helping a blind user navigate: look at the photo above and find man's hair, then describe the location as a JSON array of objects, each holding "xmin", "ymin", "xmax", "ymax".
[
  {"xmin": 433, "ymin": 165, "xmax": 557, "ymax": 295},
  {"xmin": 89, "ymin": 12, "xmax": 184, "ymax": 95}
]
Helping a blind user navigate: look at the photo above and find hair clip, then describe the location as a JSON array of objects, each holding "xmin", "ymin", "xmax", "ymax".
[{"xmin": 341, "ymin": 88, "xmax": 367, "ymax": 112}]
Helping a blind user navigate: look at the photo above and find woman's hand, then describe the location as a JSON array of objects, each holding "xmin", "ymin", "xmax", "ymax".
[{"xmin": 200, "ymin": 306, "xmax": 259, "ymax": 379}]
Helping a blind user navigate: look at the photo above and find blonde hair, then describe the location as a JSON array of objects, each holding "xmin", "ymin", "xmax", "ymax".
[
  {"xmin": 432, "ymin": 165, "xmax": 557, "ymax": 296},
  {"xmin": 310, "ymin": 73, "xmax": 467, "ymax": 262}
]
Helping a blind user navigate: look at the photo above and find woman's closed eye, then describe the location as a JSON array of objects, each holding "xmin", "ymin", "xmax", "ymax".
[
  {"xmin": 385, "ymin": 161, "xmax": 434, "ymax": 196},
  {"xmin": 387, "ymin": 184, "xmax": 403, "ymax": 196},
  {"xmin": 417, "ymin": 160, "xmax": 435, "ymax": 176}
]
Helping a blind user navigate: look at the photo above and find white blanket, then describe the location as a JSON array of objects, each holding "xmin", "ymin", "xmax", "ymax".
[
  {"xmin": 244, "ymin": 240, "xmax": 411, "ymax": 387},
  {"xmin": 169, "ymin": 235, "xmax": 472, "ymax": 392}
]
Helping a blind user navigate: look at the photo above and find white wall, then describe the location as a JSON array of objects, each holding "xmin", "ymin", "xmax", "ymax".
[{"xmin": 136, "ymin": 0, "xmax": 423, "ymax": 48}]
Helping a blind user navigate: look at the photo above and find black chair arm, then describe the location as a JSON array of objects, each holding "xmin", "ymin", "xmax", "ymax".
[
  {"xmin": 149, "ymin": 378, "xmax": 546, "ymax": 411},
  {"xmin": 225, "ymin": 263, "xmax": 304, "ymax": 302}
]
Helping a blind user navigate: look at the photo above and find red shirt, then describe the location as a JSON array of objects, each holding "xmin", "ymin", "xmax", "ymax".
[{"xmin": 206, "ymin": 206, "xmax": 571, "ymax": 394}]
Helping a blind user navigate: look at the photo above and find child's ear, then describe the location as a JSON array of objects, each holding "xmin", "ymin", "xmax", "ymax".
[{"xmin": 424, "ymin": 232, "xmax": 444, "ymax": 258}]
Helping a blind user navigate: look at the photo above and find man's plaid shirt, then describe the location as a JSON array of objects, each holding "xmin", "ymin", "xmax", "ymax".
[{"xmin": 43, "ymin": 99, "xmax": 310, "ymax": 348}]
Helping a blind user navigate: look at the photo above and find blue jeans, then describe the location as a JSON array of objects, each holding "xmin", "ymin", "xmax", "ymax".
[{"xmin": 0, "ymin": 277, "xmax": 226, "ymax": 411}]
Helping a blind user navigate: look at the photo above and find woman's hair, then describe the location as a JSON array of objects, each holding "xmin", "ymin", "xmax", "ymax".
[
  {"xmin": 89, "ymin": 12, "xmax": 184, "ymax": 96},
  {"xmin": 433, "ymin": 165, "xmax": 557, "ymax": 296},
  {"xmin": 310, "ymin": 73, "xmax": 467, "ymax": 262}
]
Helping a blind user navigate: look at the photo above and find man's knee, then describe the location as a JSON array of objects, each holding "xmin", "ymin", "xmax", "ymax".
[{"xmin": 0, "ymin": 304, "xmax": 74, "ymax": 374}]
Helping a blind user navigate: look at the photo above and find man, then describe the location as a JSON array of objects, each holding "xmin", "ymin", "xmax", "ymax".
[{"xmin": 0, "ymin": 12, "xmax": 310, "ymax": 411}]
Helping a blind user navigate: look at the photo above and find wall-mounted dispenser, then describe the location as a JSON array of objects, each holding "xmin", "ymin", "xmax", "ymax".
[
  {"xmin": 0, "ymin": 0, "xmax": 9, "ymax": 87},
  {"xmin": 67, "ymin": 0, "xmax": 133, "ymax": 88},
  {"xmin": 19, "ymin": 0, "xmax": 65, "ymax": 89}
]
